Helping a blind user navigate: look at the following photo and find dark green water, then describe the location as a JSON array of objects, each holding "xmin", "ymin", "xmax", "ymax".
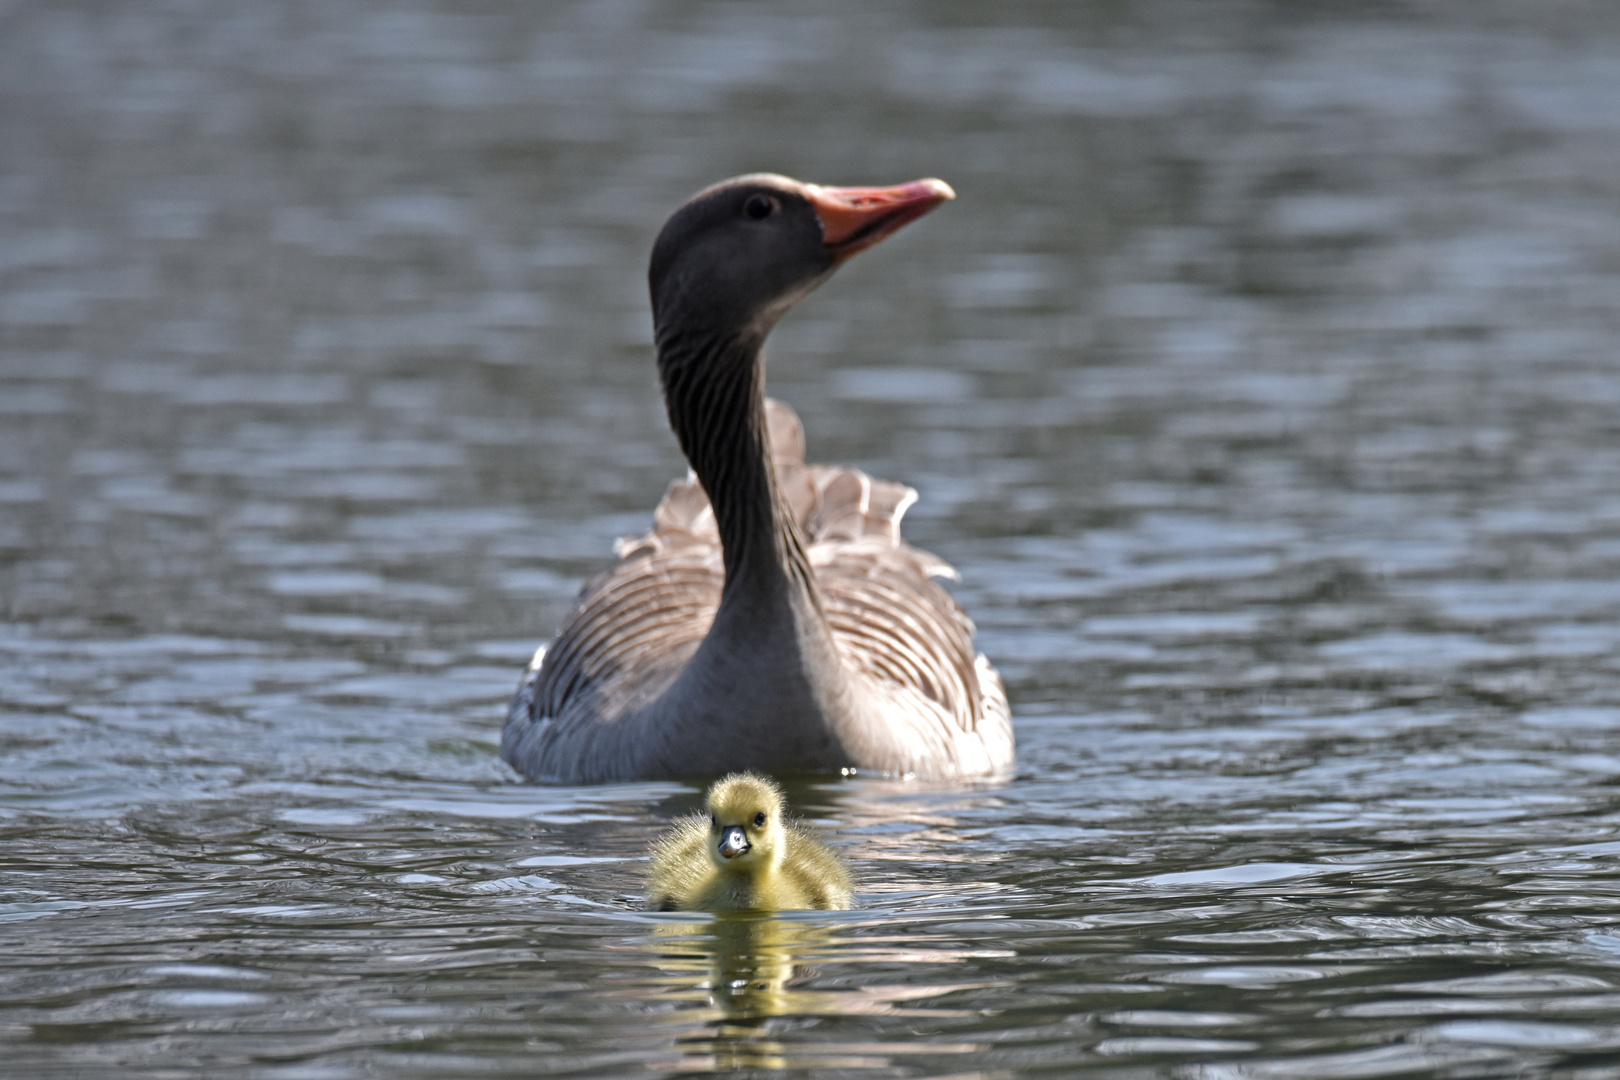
[{"xmin": 4, "ymin": 1, "xmax": 1620, "ymax": 1076}]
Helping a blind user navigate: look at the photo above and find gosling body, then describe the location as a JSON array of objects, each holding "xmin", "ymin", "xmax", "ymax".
[{"xmin": 647, "ymin": 773, "xmax": 852, "ymax": 912}]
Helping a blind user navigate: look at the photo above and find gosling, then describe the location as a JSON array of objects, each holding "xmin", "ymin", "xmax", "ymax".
[{"xmin": 646, "ymin": 772, "xmax": 853, "ymax": 912}]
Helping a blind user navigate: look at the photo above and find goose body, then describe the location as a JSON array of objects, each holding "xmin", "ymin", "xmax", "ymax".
[
  {"xmin": 648, "ymin": 772, "xmax": 852, "ymax": 912},
  {"xmin": 502, "ymin": 173, "xmax": 1014, "ymax": 783}
]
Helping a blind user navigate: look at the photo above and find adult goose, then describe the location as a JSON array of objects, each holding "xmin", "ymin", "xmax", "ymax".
[{"xmin": 502, "ymin": 173, "xmax": 1013, "ymax": 783}]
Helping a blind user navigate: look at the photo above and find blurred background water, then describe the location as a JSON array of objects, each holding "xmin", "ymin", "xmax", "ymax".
[{"xmin": 4, "ymin": 1, "xmax": 1620, "ymax": 1076}]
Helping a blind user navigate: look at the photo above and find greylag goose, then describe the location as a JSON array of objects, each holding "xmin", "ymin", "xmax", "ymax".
[{"xmin": 502, "ymin": 173, "xmax": 1013, "ymax": 783}]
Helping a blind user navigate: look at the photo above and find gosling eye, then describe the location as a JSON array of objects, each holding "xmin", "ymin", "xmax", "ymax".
[
  {"xmin": 710, "ymin": 814, "xmax": 717, "ymax": 827},
  {"xmin": 742, "ymin": 194, "xmax": 777, "ymax": 221},
  {"xmin": 753, "ymin": 812, "xmax": 766, "ymax": 828}
]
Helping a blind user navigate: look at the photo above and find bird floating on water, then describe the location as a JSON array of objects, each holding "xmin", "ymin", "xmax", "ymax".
[
  {"xmin": 647, "ymin": 772, "xmax": 852, "ymax": 912},
  {"xmin": 502, "ymin": 173, "xmax": 1014, "ymax": 783}
]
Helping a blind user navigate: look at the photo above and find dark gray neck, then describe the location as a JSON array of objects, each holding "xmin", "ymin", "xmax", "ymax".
[{"xmin": 655, "ymin": 324, "xmax": 818, "ymax": 610}]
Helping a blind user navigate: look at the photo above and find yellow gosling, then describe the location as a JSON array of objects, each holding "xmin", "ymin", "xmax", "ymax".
[{"xmin": 647, "ymin": 773, "xmax": 852, "ymax": 912}]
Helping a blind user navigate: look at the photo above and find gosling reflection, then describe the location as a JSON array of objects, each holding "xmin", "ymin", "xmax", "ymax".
[
  {"xmin": 648, "ymin": 914, "xmax": 845, "ymax": 1072},
  {"xmin": 646, "ymin": 913, "xmax": 986, "ymax": 1072},
  {"xmin": 655, "ymin": 912, "xmax": 833, "ymax": 1022}
]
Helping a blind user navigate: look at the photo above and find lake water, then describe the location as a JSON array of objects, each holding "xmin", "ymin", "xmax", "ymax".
[{"xmin": 4, "ymin": 1, "xmax": 1620, "ymax": 1076}]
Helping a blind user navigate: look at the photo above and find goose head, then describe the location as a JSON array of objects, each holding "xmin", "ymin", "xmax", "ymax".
[
  {"xmin": 705, "ymin": 772, "xmax": 791, "ymax": 875},
  {"xmin": 648, "ymin": 173, "xmax": 955, "ymax": 346}
]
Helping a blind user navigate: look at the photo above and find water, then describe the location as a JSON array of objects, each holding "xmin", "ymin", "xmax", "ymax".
[{"xmin": 4, "ymin": 0, "xmax": 1620, "ymax": 1076}]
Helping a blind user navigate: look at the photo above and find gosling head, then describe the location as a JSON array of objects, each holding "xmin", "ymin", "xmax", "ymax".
[{"xmin": 704, "ymin": 772, "xmax": 789, "ymax": 874}]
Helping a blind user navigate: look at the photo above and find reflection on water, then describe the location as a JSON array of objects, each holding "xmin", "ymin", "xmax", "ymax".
[
  {"xmin": 645, "ymin": 916, "xmax": 936, "ymax": 1071},
  {"xmin": 5, "ymin": 0, "xmax": 1620, "ymax": 1076}
]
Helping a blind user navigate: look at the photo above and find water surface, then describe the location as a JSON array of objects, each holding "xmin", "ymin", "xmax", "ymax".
[{"xmin": 4, "ymin": 1, "xmax": 1620, "ymax": 1076}]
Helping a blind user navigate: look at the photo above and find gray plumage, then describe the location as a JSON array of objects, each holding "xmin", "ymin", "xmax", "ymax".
[{"xmin": 501, "ymin": 174, "xmax": 1014, "ymax": 783}]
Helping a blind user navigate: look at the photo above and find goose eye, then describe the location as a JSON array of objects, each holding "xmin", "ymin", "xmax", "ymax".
[
  {"xmin": 743, "ymin": 194, "xmax": 776, "ymax": 221},
  {"xmin": 753, "ymin": 812, "xmax": 766, "ymax": 828},
  {"xmin": 710, "ymin": 814, "xmax": 717, "ymax": 827}
]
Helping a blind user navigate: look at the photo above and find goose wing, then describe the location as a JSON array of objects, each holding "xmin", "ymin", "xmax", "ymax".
[
  {"xmin": 505, "ymin": 399, "xmax": 1007, "ymax": 774},
  {"xmin": 515, "ymin": 500, "xmax": 723, "ymax": 744},
  {"xmin": 767, "ymin": 399, "xmax": 998, "ymax": 740}
]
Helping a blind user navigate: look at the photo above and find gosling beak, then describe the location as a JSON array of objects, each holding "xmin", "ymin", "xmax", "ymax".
[
  {"xmin": 806, "ymin": 178, "xmax": 955, "ymax": 263},
  {"xmin": 717, "ymin": 826, "xmax": 750, "ymax": 859}
]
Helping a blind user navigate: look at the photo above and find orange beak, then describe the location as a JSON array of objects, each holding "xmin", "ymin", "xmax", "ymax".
[{"xmin": 804, "ymin": 178, "xmax": 955, "ymax": 262}]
